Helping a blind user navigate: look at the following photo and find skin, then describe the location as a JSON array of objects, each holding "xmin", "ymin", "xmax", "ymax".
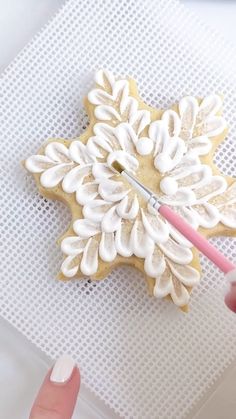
[{"xmin": 29, "ymin": 366, "xmax": 80, "ymax": 419}]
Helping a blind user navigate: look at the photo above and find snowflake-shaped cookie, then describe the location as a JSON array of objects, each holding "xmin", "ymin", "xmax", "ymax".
[{"xmin": 25, "ymin": 70, "xmax": 236, "ymax": 310}]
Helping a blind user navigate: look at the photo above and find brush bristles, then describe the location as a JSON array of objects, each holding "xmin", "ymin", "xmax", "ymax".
[{"xmin": 111, "ymin": 160, "xmax": 126, "ymax": 174}]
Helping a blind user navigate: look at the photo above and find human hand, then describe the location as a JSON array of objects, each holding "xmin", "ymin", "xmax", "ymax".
[{"xmin": 29, "ymin": 355, "xmax": 80, "ymax": 419}]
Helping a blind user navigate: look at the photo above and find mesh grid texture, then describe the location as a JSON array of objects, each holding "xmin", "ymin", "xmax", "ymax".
[{"xmin": 1, "ymin": 0, "xmax": 236, "ymax": 418}]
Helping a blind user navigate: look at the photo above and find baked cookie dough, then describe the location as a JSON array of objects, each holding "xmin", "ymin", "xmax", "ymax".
[{"xmin": 25, "ymin": 70, "xmax": 236, "ymax": 311}]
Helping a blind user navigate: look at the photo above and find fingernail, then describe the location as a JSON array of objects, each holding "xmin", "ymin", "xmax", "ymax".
[{"xmin": 50, "ymin": 355, "xmax": 75, "ymax": 384}]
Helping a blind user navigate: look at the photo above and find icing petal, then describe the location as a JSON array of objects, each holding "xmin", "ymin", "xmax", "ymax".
[
  {"xmin": 211, "ymin": 182, "xmax": 236, "ymax": 227},
  {"xmin": 170, "ymin": 161, "xmax": 203, "ymax": 179},
  {"xmin": 82, "ymin": 200, "xmax": 111, "ymax": 222},
  {"xmin": 130, "ymin": 219, "xmax": 154, "ymax": 258},
  {"xmin": 101, "ymin": 205, "xmax": 121, "ymax": 233},
  {"xmin": 95, "ymin": 105, "xmax": 121, "ymax": 121},
  {"xmin": 211, "ymin": 181, "xmax": 236, "ymax": 207},
  {"xmin": 192, "ymin": 203, "xmax": 220, "ymax": 228},
  {"xmin": 141, "ymin": 209, "xmax": 169, "ymax": 243},
  {"xmin": 94, "ymin": 69, "xmax": 115, "ymax": 89},
  {"xmin": 25, "ymin": 155, "xmax": 54, "ymax": 173},
  {"xmin": 168, "ymin": 261, "xmax": 200, "ymax": 287},
  {"xmin": 93, "ymin": 123, "xmax": 119, "ymax": 149},
  {"xmin": 40, "ymin": 163, "xmax": 72, "ymax": 188},
  {"xmin": 112, "ymin": 80, "xmax": 129, "ymax": 114},
  {"xmin": 80, "ymin": 237, "xmax": 99, "ymax": 276},
  {"xmin": 220, "ymin": 204, "xmax": 236, "ymax": 228},
  {"xmin": 188, "ymin": 135, "xmax": 212, "ymax": 155},
  {"xmin": 126, "ymin": 97, "xmax": 138, "ymax": 121},
  {"xmin": 73, "ymin": 219, "xmax": 100, "ymax": 238},
  {"xmin": 174, "ymin": 153, "xmax": 200, "ymax": 171},
  {"xmin": 172, "ymin": 164, "xmax": 212, "ymax": 190},
  {"xmin": 179, "ymin": 96, "xmax": 198, "ymax": 139},
  {"xmin": 154, "ymin": 265, "xmax": 172, "ymax": 298},
  {"xmin": 98, "ymin": 179, "xmax": 129, "ymax": 202},
  {"xmin": 130, "ymin": 109, "xmax": 151, "ymax": 135},
  {"xmin": 107, "ymin": 150, "xmax": 139, "ymax": 174},
  {"xmin": 62, "ymin": 164, "xmax": 91, "ymax": 193},
  {"xmin": 45, "ymin": 142, "xmax": 70, "ymax": 163},
  {"xmin": 88, "ymin": 88, "xmax": 113, "ymax": 105},
  {"xmin": 170, "ymin": 276, "xmax": 190, "ymax": 307},
  {"xmin": 154, "ymin": 264, "xmax": 190, "ymax": 307},
  {"xmin": 61, "ymin": 236, "xmax": 87, "ymax": 256},
  {"xmin": 198, "ymin": 94, "xmax": 222, "ymax": 119},
  {"xmin": 144, "ymin": 246, "xmax": 166, "ymax": 277},
  {"xmin": 201, "ymin": 116, "xmax": 227, "ymax": 137},
  {"xmin": 159, "ymin": 238, "xmax": 193, "ymax": 264},
  {"xmin": 61, "ymin": 255, "xmax": 80, "ymax": 278},
  {"xmin": 115, "ymin": 123, "xmax": 137, "ymax": 154},
  {"xmin": 76, "ymin": 182, "xmax": 98, "ymax": 205},
  {"xmin": 69, "ymin": 141, "xmax": 94, "ymax": 164},
  {"xmin": 116, "ymin": 195, "xmax": 139, "ymax": 219},
  {"xmin": 87, "ymin": 136, "xmax": 113, "ymax": 158},
  {"xmin": 149, "ymin": 120, "xmax": 169, "ymax": 156},
  {"xmin": 160, "ymin": 187, "xmax": 196, "ymax": 206},
  {"xmin": 92, "ymin": 162, "xmax": 114, "ymax": 179},
  {"xmin": 115, "ymin": 221, "xmax": 133, "ymax": 257},
  {"xmin": 162, "ymin": 109, "xmax": 181, "ymax": 137},
  {"xmin": 195, "ymin": 176, "xmax": 227, "ymax": 202},
  {"xmin": 99, "ymin": 232, "xmax": 117, "ymax": 262}
]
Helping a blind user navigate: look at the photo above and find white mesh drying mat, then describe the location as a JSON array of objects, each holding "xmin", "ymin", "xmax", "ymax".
[{"xmin": 1, "ymin": 0, "xmax": 236, "ymax": 418}]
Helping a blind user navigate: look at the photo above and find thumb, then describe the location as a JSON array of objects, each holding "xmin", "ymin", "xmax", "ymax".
[{"xmin": 29, "ymin": 355, "xmax": 80, "ymax": 419}]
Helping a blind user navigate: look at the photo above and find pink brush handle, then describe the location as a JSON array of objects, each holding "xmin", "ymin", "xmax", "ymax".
[{"xmin": 158, "ymin": 204, "xmax": 235, "ymax": 274}]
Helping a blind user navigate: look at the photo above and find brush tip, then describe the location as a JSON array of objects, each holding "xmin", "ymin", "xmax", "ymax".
[{"xmin": 111, "ymin": 160, "xmax": 126, "ymax": 174}]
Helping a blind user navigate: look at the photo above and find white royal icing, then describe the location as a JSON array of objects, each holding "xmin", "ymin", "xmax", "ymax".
[
  {"xmin": 116, "ymin": 195, "xmax": 139, "ymax": 219},
  {"xmin": 80, "ymin": 237, "xmax": 99, "ymax": 276},
  {"xmin": 25, "ymin": 70, "xmax": 234, "ymax": 307},
  {"xmin": 99, "ymin": 232, "xmax": 117, "ymax": 262}
]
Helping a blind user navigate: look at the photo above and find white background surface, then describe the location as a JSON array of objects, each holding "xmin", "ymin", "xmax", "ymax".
[{"xmin": 0, "ymin": 1, "xmax": 236, "ymax": 418}]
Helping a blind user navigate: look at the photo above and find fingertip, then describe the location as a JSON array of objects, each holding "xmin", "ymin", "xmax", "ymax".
[
  {"xmin": 30, "ymin": 358, "xmax": 80, "ymax": 419},
  {"xmin": 66, "ymin": 366, "xmax": 80, "ymax": 396},
  {"xmin": 225, "ymin": 283, "xmax": 236, "ymax": 313}
]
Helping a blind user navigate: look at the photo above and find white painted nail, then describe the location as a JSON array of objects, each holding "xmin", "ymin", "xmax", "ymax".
[{"xmin": 50, "ymin": 355, "xmax": 75, "ymax": 383}]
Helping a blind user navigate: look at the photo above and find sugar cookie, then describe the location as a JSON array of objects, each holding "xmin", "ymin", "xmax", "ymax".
[{"xmin": 25, "ymin": 70, "xmax": 236, "ymax": 310}]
